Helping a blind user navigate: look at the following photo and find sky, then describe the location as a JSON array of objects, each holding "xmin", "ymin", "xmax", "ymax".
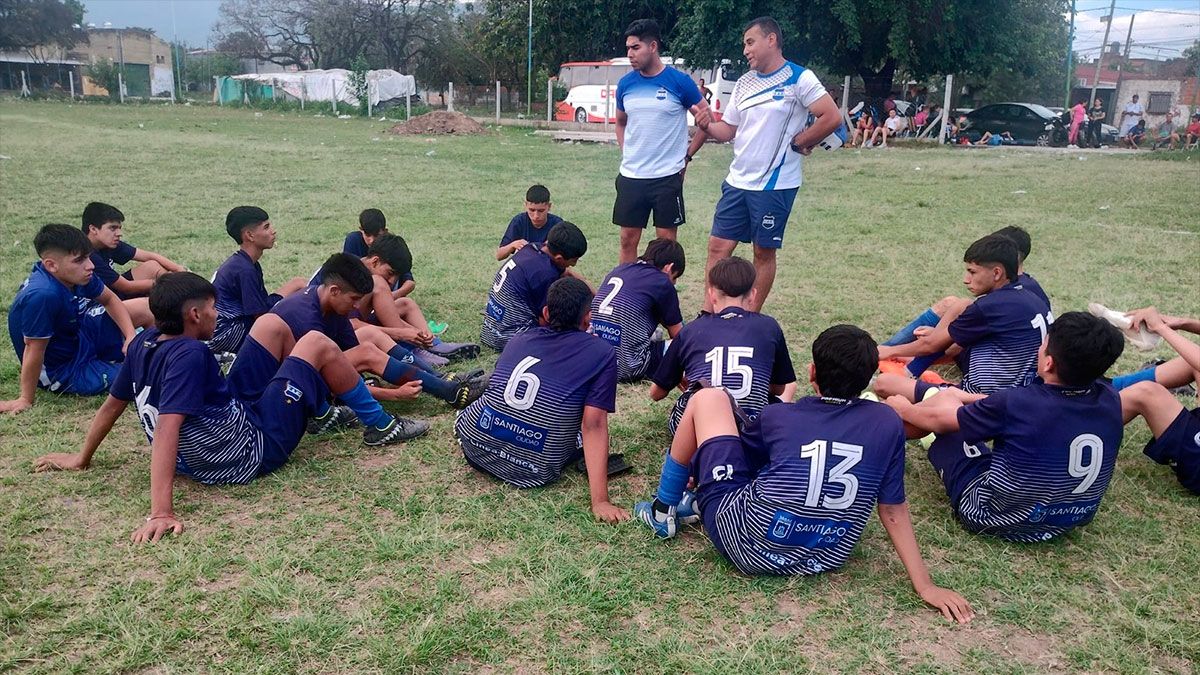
[{"xmin": 79, "ymin": 0, "xmax": 1199, "ymax": 59}]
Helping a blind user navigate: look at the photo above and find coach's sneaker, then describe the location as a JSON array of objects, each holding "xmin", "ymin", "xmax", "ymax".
[
  {"xmin": 452, "ymin": 376, "xmax": 488, "ymax": 410},
  {"xmin": 307, "ymin": 405, "xmax": 359, "ymax": 435},
  {"xmin": 634, "ymin": 500, "xmax": 678, "ymax": 539},
  {"xmin": 363, "ymin": 416, "xmax": 430, "ymax": 446},
  {"xmin": 430, "ymin": 341, "xmax": 481, "ymax": 361},
  {"xmin": 1088, "ymin": 302, "xmax": 1162, "ymax": 351},
  {"xmin": 676, "ymin": 490, "xmax": 701, "ymax": 525}
]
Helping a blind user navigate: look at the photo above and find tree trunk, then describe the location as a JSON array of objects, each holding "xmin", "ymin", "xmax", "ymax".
[{"xmin": 859, "ymin": 58, "xmax": 897, "ymax": 101}]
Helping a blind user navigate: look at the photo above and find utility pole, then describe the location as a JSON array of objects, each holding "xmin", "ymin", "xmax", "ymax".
[
  {"xmin": 1113, "ymin": 14, "xmax": 1136, "ymax": 101},
  {"xmin": 1064, "ymin": 0, "xmax": 1076, "ymax": 108},
  {"xmin": 526, "ymin": 0, "xmax": 533, "ymax": 117},
  {"xmin": 1087, "ymin": 0, "xmax": 1117, "ymax": 115}
]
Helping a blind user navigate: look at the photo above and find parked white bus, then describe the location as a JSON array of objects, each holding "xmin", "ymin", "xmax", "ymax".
[{"xmin": 553, "ymin": 57, "xmax": 739, "ymax": 124}]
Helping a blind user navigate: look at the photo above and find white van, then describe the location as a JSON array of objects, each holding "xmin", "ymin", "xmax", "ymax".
[{"xmin": 554, "ymin": 57, "xmax": 737, "ymax": 124}]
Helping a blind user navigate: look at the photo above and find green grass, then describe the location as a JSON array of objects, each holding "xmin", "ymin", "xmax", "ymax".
[{"xmin": 1, "ymin": 99, "xmax": 1198, "ymax": 673}]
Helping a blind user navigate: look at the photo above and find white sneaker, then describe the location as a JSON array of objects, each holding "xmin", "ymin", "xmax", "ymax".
[{"xmin": 1087, "ymin": 303, "xmax": 1163, "ymax": 351}]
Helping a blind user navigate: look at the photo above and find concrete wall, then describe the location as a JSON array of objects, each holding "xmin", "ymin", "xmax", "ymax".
[
  {"xmin": 1114, "ymin": 79, "xmax": 1193, "ymax": 130},
  {"xmin": 74, "ymin": 29, "xmax": 174, "ymax": 97}
]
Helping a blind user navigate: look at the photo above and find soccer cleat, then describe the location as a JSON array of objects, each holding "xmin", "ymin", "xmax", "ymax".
[
  {"xmin": 919, "ymin": 370, "xmax": 950, "ymax": 386},
  {"xmin": 214, "ymin": 351, "xmax": 237, "ymax": 374},
  {"xmin": 447, "ymin": 368, "xmax": 486, "ymax": 383},
  {"xmin": 363, "ymin": 416, "xmax": 430, "ymax": 446},
  {"xmin": 427, "ymin": 320, "xmax": 449, "ymax": 335},
  {"xmin": 877, "ymin": 358, "xmax": 910, "ymax": 376},
  {"xmin": 1088, "ymin": 303, "xmax": 1162, "ymax": 351},
  {"xmin": 412, "ymin": 347, "xmax": 450, "ymax": 368},
  {"xmin": 634, "ymin": 500, "xmax": 678, "ymax": 539},
  {"xmin": 452, "ymin": 376, "xmax": 488, "ymax": 409},
  {"xmin": 676, "ymin": 491, "xmax": 700, "ymax": 525},
  {"xmin": 430, "ymin": 341, "xmax": 481, "ymax": 361},
  {"xmin": 1140, "ymin": 359, "xmax": 1197, "ymax": 398},
  {"xmin": 307, "ymin": 405, "xmax": 359, "ymax": 435}
]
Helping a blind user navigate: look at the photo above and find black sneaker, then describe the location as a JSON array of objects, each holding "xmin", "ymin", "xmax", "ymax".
[
  {"xmin": 363, "ymin": 416, "xmax": 430, "ymax": 446},
  {"xmin": 452, "ymin": 376, "xmax": 488, "ymax": 409},
  {"xmin": 1142, "ymin": 359, "xmax": 1199, "ymax": 397},
  {"xmin": 307, "ymin": 405, "xmax": 359, "ymax": 435},
  {"xmin": 447, "ymin": 368, "xmax": 486, "ymax": 383},
  {"xmin": 430, "ymin": 341, "xmax": 481, "ymax": 361}
]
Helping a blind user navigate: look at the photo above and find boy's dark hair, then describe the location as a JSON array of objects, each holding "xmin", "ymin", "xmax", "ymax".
[
  {"xmin": 358, "ymin": 208, "xmax": 387, "ymax": 236},
  {"xmin": 744, "ymin": 16, "xmax": 784, "ymax": 48},
  {"xmin": 366, "ymin": 233, "xmax": 413, "ymax": 279},
  {"xmin": 963, "ymin": 234, "xmax": 1018, "ymax": 282},
  {"xmin": 992, "ymin": 226, "xmax": 1032, "ymax": 263},
  {"xmin": 707, "ymin": 256, "xmax": 755, "ymax": 298},
  {"xmin": 525, "ymin": 184, "xmax": 551, "ymax": 204},
  {"xmin": 319, "ymin": 253, "xmax": 375, "ymax": 295},
  {"xmin": 1046, "ymin": 312, "xmax": 1124, "ymax": 387},
  {"xmin": 225, "ymin": 206, "xmax": 270, "ymax": 244},
  {"xmin": 546, "ymin": 221, "xmax": 587, "ymax": 260},
  {"xmin": 812, "ymin": 324, "xmax": 879, "ymax": 399},
  {"xmin": 81, "ymin": 202, "xmax": 124, "ymax": 234},
  {"xmin": 150, "ymin": 272, "xmax": 216, "ymax": 335},
  {"xmin": 545, "ymin": 277, "xmax": 594, "ymax": 331},
  {"xmin": 624, "ymin": 19, "xmax": 663, "ymax": 50},
  {"xmin": 639, "ymin": 238, "xmax": 686, "ymax": 277},
  {"xmin": 35, "ymin": 223, "xmax": 91, "ymax": 257}
]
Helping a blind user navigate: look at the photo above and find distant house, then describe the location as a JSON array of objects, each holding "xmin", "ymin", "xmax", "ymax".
[
  {"xmin": 1072, "ymin": 57, "xmax": 1197, "ymax": 127},
  {"xmin": 0, "ymin": 27, "xmax": 175, "ymax": 98}
]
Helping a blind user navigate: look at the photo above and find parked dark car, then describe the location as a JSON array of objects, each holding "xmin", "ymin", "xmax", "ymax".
[{"xmin": 960, "ymin": 103, "xmax": 1068, "ymax": 146}]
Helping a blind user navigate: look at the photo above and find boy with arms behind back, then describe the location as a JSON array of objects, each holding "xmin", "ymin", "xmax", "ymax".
[{"xmin": 497, "ymin": 185, "xmax": 563, "ymax": 260}]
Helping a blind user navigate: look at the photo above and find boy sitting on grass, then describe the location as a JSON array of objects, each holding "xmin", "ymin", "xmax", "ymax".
[
  {"xmin": 33, "ymin": 272, "xmax": 427, "ymax": 543},
  {"xmin": 82, "ymin": 201, "xmax": 185, "ymax": 299},
  {"xmin": 649, "ymin": 256, "xmax": 796, "ymax": 434},
  {"xmin": 2, "ymin": 224, "xmax": 138, "ymax": 414},
  {"xmin": 210, "ymin": 206, "xmax": 307, "ymax": 354},
  {"xmin": 481, "ymin": 221, "xmax": 587, "ymax": 352},
  {"xmin": 496, "ymin": 184, "xmax": 563, "ymax": 260},
  {"xmin": 343, "ymin": 208, "xmax": 415, "ymax": 298},
  {"xmin": 885, "ymin": 312, "xmax": 1126, "ymax": 542},
  {"xmin": 634, "ymin": 324, "xmax": 974, "ymax": 624},
  {"xmin": 456, "ymin": 277, "xmax": 627, "ymax": 523}
]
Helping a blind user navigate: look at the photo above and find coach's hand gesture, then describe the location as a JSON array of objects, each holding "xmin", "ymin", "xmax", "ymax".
[
  {"xmin": 592, "ymin": 500, "xmax": 629, "ymax": 524},
  {"xmin": 33, "ymin": 452, "xmax": 88, "ymax": 472},
  {"xmin": 131, "ymin": 514, "xmax": 183, "ymax": 544},
  {"xmin": 918, "ymin": 584, "xmax": 975, "ymax": 624}
]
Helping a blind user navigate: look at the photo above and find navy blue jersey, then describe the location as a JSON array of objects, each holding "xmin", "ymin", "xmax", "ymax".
[
  {"xmin": 953, "ymin": 380, "xmax": 1123, "ymax": 542},
  {"xmin": 111, "ymin": 329, "xmax": 264, "ymax": 485},
  {"xmin": 8, "ymin": 263, "xmax": 108, "ymax": 372},
  {"xmin": 270, "ymin": 286, "xmax": 359, "ymax": 350},
  {"xmin": 652, "ymin": 307, "xmax": 795, "ymax": 418},
  {"xmin": 500, "ymin": 212, "xmax": 563, "ymax": 248},
  {"xmin": 213, "ymin": 250, "xmax": 278, "ymax": 337},
  {"xmin": 480, "ymin": 245, "xmax": 563, "ymax": 351},
  {"xmin": 342, "ymin": 231, "xmax": 369, "ymax": 257},
  {"xmin": 456, "ymin": 327, "xmax": 617, "ymax": 487},
  {"xmin": 90, "ymin": 240, "xmax": 137, "ymax": 290},
  {"xmin": 589, "ymin": 261, "xmax": 682, "ymax": 381},
  {"xmin": 705, "ymin": 397, "xmax": 907, "ymax": 575},
  {"xmin": 1016, "ymin": 273, "xmax": 1050, "ymax": 309},
  {"xmin": 948, "ymin": 282, "xmax": 1052, "ymax": 394}
]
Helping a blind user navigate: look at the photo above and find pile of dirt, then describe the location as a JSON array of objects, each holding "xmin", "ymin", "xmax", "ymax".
[{"xmin": 387, "ymin": 111, "xmax": 487, "ymax": 135}]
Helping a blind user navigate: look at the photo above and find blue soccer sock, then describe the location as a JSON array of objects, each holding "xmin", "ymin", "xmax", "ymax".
[
  {"xmin": 382, "ymin": 356, "xmax": 457, "ymax": 401},
  {"xmin": 389, "ymin": 343, "xmax": 440, "ymax": 375},
  {"xmin": 883, "ymin": 308, "xmax": 940, "ymax": 347},
  {"xmin": 655, "ymin": 454, "xmax": 691, "ymax": 510},
  {"xmin": 906, "ymin": 351, "xmax": 945, "ymax": 377},
  {"xmin": 1112, "ymin": 366, "xmax": 1157, "ymax": 391},
  {"xmin": 335, "ymin": 379, "xmax": 391, "ymax": 428}
]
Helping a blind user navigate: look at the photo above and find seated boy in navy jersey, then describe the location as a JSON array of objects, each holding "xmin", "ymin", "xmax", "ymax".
[
  {"xmin": 874, "ymin": 234, "xmax": 1052, "ymax": 402},
  {"xmin": 881, "ymin": 226, "xmax": 1049, "ymax": 379},
  {"xmin": 481, "ymin": 221, "xmax": 587, "ymax": 352},
  {"xmin": 31, "ymin": 272, "xmax": 425, "ymax": 543},
  {"xmin": 82, "ymin": 201, "xmax": 185, "ymax": 299},
  {"xmin": 210, "ymin": 206, "xmax": 307, "ymax": 354},
  {"xmin": 1118, "ymin": 307, "xmax": 1200, "ymax": 494},
  {"xmin": 343, "ymin": 208, "xmax": 415, "ymax": 298},
  {"xmin": 456, "ymin": 277, "xmax": 627, "ymax": 523},
  {"xmin": 589, "ymin": 238, "xmax": 684, "ymax": 382},
  {"xmin": 649, "ymin": 256, "xmax": 796, "ymax": 434},
  {"xmin": 2, "ymin": 224, "xmax": 138, "ymax": 414},
  {"xmin": 635, "ymin": 325, "xmax": 974, "ymax": 624},
  {"xmin": 229, "ymin": 253, "xmax": 485, "ymax": 415},
  {"xmin": 496, "ymin": 184, "xmax": 564, "ymax": 260},
  {"xmin": 886, "ymin": 312, "xmax": 1125, "ymax": 542}
]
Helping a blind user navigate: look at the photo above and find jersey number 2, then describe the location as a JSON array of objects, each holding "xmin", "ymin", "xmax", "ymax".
[{"xmin": 595, "ymin": 277, "xmax": 624, "ymax": 315}]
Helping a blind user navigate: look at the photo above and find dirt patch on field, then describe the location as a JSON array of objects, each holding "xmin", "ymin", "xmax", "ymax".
[
  {"xmin": 387, "ymin": 111, "xmax": 486, "ymax": 135},
  {"xmin": 895, "ymin": 614, "xmax": 1068, "ymax": 671}
]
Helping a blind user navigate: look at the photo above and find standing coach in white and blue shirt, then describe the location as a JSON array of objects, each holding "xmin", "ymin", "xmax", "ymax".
[
  {"xmin": 694, "ymin": 16, "xmax": 841, "ymax": 312},
  {"xmin": 614, "ymin": 19, "xmax": 712, "ymax": 264}
]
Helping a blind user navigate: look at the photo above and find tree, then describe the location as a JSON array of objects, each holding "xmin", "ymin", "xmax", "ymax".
[
  {"xmin": 672, "ymin": 0, "xmax": 1070, "ymax": 101},
  {"xmin": 86, "ymin": 57, "xmax": 123, "ymax": 99},
  {"xmin": 0, "ymin": 0, "xmax": 86, "ymax": 54},
  {"xmin": 1184, "ymin": 40, "xmax": 1200, "ymax": 75}
]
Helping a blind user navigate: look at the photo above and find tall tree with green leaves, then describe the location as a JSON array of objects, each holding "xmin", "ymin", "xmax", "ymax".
[{"xmin": 0, "ymin": 0, "xmax": 87, "ymax": 53}]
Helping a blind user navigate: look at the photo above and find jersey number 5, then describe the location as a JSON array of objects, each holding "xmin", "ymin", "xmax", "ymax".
[
  {"xmin": 704, "ymin": 346, "xmax": 754, "ymax": 399},
  {"xmin": 492, "ymin": 259, "xmax": 517, "ymax": 293}
]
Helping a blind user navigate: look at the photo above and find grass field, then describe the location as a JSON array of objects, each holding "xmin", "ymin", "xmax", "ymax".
[{"xmin": 1, "ymin": 99, "xmax": 1198, "ymax": 674}]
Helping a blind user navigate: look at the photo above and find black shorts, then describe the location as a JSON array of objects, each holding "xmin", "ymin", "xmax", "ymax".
[{"xmin": 613, "ymin": 173, "xmax": 685, "ymax": 230}]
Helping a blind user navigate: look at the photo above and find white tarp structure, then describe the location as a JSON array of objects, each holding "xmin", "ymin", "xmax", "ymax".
[{"xmin": 229, "ymin": 68, "xmax": 415, "ymax": 105}]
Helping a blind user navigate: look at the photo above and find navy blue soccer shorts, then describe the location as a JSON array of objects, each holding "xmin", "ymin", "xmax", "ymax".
[
  {"xmin": 691, "ymin": 434, "xmax": 758, "ymax": 560},
  {"xmin": 252, "ymin": 356, "xmax": 330, "ymax": 476},
  {"xmin": 226, "ymin": 336, "xmax": 279, "ymax": 403},
  {"xmin": 41, "ymin": 310, "xmax": 124, "ymax": 396},
  {"xmin": 927, "ymin": 430, "xmax": 993, "ymax": 510},
  {"xmin": 1143, "ymin": 407, "xmax": 1200, "ymax": 495},
  {"xmin": 710, "ymin": 181, "xmax": 798, "ymax": 249}
]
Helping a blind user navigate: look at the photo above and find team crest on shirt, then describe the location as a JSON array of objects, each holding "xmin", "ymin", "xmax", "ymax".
[
  {"xmin": 283, "ymin": 382, "xmax": 304, "ymax": 403},
  {"xmin": 655, "ymin": 87, "xmax": 667, "ymax": 100},
  {"xmin": 761, "ymin": 214, "xmax": 776, "ymax": 230},
  {"xmin": 772, "ymin": 87, "xmax": 785, "ymax": 101},
  {"xmin": 479, "ymin": 407, "xmax": 493, "ymax": 430}
]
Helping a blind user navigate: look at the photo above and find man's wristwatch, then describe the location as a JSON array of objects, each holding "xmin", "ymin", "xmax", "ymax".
[{"xmin": 790, "ymin": 141, "xmax": 803, "ymax": 153}]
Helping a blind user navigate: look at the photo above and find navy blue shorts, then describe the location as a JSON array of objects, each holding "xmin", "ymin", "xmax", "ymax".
[
  {"xmin": 914, "ymin": 380, "xmax": 955, "ymax": 402},
  {"xmin": 251, "ymin": 356, "xmax": 330, "ymax": 475},
  {"xmin": 711, "ymin": 181, "xmax": 798, "ymax": 249},
  {"xmin": 226, "ymin": 336, "xmax": 279, "ymax": 402},
  {"xmin": 691, "ymin": 434, "xmax": 757, "ymax": 560},
  {"xmin": 42, "ymin": 310, "xmax": 125, "ymax": 396},
  {"xmin": 1143, "ymin": 407, "xmax": 1200, "ymax": 495},
  {"xmin": 927, "ymin": 431, "xmax": 992, "ymax": 510},
  {"xmin": 209, "ymin": 317, "xmax": 251, "ymax": 354}
]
